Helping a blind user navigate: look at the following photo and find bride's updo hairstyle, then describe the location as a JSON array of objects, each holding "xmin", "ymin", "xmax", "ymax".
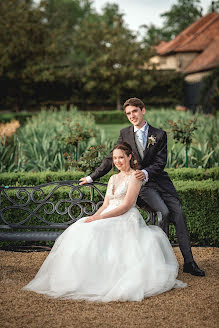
[{"xmin": 113, "ymin": 142, "xmax": 138, "ymax": 170}]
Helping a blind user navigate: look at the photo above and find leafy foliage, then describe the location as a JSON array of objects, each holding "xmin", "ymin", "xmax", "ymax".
[
  {"xmin": 0, "ymin": 136, "xmax": 17, "ymax": 172},
  {"xmin": 64, "ymin": 145, "xmax": 108, "ymax": 173},
  {"xmin": 168, "ymin": 118, "xmax": 198, "ymax": 167},
  {"xmin": 62, "ymin": 122, "xmax": 96, "ymax": 147},
  {"xmin": 1, "ymin": 168, "xmax": 219, "ymax": 187},
  {"xmin": 161, "ymin": 0, "xmax": 202, "ymax": 40},
  {"xmin": 0, "ymin": 0, "xmax": 187, "ymax": 110},
  {"xmin": 0, "ymin": 108, "xmax": 218, "ymax": 172},
  {"xmin": 199, "ymin": 67, "xmax": 219, "ymax": 115},
  {"xmin": 4, "ymin": 107, "xmax": 99, "ymax": 172},
  {"xmin": 0, "ymin": 0, "xmax": 67, "ymax": 109},
  {"xmin": 71, "ymin": 3, "xmax": 150, "ymax": 110},
  {"xmin": 62, "ymin": 121, "xmax": 97, "ymax": 160},
  {"xmin": 142, "ymin": 0, "xmax": 203, "ymax": 45},
  {"xmin": 0, "ymin": 0, "xmax": 66, "ymax": 81}
]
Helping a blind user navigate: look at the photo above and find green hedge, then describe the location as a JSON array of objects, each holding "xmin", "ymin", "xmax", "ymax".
[
  {"xmin": 0, "ymin": 171, "xmax": 85, "ymax": 186},
  {"xmin": 166, "ymin": 167, "xmax": 219, "ymax": 181},
  {"xmin": 170, "ymin": 180, "xmax": 219, "ymax": 246},
  {"xmin": 0, "ymin": 178, "xmax": 218, "ymax": 246},
  {"xmin": 0, "ymin": 112, "xmax": 33, "ymax": 124},
  {"xmin": 1, "ymin": 168, "xmax": 219, "ymax": 187},
  {"xmin": 90, "ymin": 111, "xmax": 129, "ymax": 124}
]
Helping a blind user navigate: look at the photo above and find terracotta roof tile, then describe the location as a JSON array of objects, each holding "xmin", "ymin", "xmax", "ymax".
[
  {"xmin": 184, "ymin": 37, "xmax": 219, "ymax": 73},
  {"xmin": 157, "ymin": 12, "xmax": 219, "ymax": 55},
  {"xmin": 155, "ymin": 41, "xmax": 167, "ymax": 52}
]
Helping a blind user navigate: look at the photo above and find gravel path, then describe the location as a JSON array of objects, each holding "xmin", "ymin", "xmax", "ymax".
[{"xmin": 0, "ymin": 247, "xmax": 218, "ymax": 328}]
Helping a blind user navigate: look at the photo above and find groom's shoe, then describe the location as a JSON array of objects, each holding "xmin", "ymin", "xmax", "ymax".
[{"xmin": 183, "ymin": 261, "xmax": 205, "ymax": 276}]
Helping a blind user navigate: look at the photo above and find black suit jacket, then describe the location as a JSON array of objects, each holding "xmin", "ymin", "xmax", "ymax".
[{"xmin": 90, "ymin": 124, "xmax": 178, "ymax": 198}]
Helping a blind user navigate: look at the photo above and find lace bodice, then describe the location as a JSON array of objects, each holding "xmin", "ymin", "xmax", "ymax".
[{"xmin": 106, "ymin": 172, "xmax": 136, "ymax": 207}]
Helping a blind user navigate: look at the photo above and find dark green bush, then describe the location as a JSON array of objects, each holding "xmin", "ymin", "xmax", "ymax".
[
  {"xmin": 0, "ymin": 171, "xmax": 84, "ymax": 186},
  {"xmin": 0, "ymin": 112, "xmax": 33, "ymax": 124},
  {"xmin": 0, "ymin": 178, "xmax": 218, "ymax": 246},
  {"xmin": 166, "ymin": 167, "xmax": 219, "ymax": 181},
  {"xmin": 169, "ymin": 180, "xmax": 219, "ymax": 246},
  {"xmin": 90, "ymin": 111, "xmax": 129, "ymax": 124},
  {"xmin": 1, "ymin": 168, "xmax": 218, "ymax": 187}
]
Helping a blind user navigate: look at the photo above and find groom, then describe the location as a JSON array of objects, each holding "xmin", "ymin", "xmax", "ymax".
[{"xmin": 80, "ymin": 97, "xmax": 205, "ymax": 276}]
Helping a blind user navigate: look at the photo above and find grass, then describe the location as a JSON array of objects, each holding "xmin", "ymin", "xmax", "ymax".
[{"xmin": 97, "ymin": 123, "xmax": 129, "ymax": 141}]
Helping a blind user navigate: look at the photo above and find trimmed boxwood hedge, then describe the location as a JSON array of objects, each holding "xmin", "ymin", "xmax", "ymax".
[
  {"xmin": 0, "ymin": 175, "xmax": 218, "ymax": 246},
  {"xmin": 90, "ymin": 111, "xmax": 129, "ymax": 124},
  {"xmin": 169, "ymin": 180, "xmax": 219, "ymax": 246},
  {"xmin": 0, "ymin": 168, "xmax": 219, "ymax": 187},
  {"xmin": 0, "ymin": 171, "xmax": 85, "ymax": 186},
  {"xmin": 166, "ymin": 167, "xmax": 219, "ymax": 181},
  {"xmin": 0, "ymin": 112, "xmax": 33, "ymax": 124}
]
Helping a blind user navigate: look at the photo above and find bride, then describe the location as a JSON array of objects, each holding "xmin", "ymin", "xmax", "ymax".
[{"xmin": 23, "ymin": 142, "xmax": 186, "ymax": 302}]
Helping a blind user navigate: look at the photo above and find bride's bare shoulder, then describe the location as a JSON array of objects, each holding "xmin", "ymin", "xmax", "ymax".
[
  {"xmin": 129, "ymin": 171, "xmax": 142, "ymax": 184},
  {"xmin": 108, "ymin": 173, "xmax": 118, "ymax": 183}
]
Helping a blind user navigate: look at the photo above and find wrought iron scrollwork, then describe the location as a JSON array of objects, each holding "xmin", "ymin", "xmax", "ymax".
[
  {"xmin": 0, "ymin": 180, "xmax": 166, "ymax": 242},
  {"xmin": 0, "ymin": 181, "xmax": 106, "ymax": 227}
]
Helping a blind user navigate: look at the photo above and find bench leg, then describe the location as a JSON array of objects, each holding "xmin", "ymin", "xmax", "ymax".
[
  {"xmin": 154, "ymin": 211, "xmax": 169, "ymax": 237},
  {"xmin": 141, "ymin": 206, "xmax": 170, "ymax": 237}
]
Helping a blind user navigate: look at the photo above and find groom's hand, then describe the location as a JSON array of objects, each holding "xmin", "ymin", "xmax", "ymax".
[
  {"xmin": 135, "ymin": 170, "xmax": 146, "ymax": 181},
  {"xmin": 79, "ymin": 177, "xmax": 89, "ymax": 185}
]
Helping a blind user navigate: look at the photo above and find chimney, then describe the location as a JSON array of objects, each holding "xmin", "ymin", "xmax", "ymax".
[{"xmin": 212, "ymin": 1, "xmax": 215, "ymax": 12}]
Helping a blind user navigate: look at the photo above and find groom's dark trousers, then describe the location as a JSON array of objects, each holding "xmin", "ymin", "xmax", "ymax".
[
  {"xmin": 90, "ymin": 124, "xmax": 194, "ymax": 263},
  {"xmin": 137, "ymin": 183, "xmax": 193, "ymax": 263}
]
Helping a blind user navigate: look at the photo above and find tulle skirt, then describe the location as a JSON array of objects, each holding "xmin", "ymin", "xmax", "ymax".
[{"xmin": 23, "ymin": 205, "xmax": 186, "ymax": 302}]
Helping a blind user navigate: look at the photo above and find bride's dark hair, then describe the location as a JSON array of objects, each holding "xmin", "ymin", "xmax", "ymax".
[{"xmin": 113, "ymin": 142, "xmax": 138, "ymax": 169}]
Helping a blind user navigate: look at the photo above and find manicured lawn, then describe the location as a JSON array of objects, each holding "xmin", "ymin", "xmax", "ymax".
[{"xmin": 97, "ymin": 123, "xmax": 129, "ymax": 141}]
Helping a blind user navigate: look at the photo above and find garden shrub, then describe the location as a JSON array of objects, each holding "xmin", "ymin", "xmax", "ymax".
[
  {"xmin": 0, "ymin": 112, "xmax": 33, "ymax": 124},
  {"xmin": 0, "ymin": 171, "xmax": 84, "ymax": 186},
  {"xmin": 166, "ymin": 167, "xmax": 219, "ymax": 181},
  {"xmin": 169, "ymin": 180, "xmax": 219, "ymax": 246},
  {"xmin": 0, "ymin": 177, "xmax": 218, "ymax": 246},
  {"xmin": 90, "ymin": 110, "xmax": 129, "ymax": 124},
  {"xmin": 1, "ymin": 168, "xmax": 218, "ymax": 187},
  {"xmin": 1, "ymin": 107, "xmax": 101, "ymax": 173}
]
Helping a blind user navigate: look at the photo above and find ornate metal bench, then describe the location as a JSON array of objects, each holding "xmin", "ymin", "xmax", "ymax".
[{"xmin": 0, "ymin": 180, "xmax": 168, "ymax": 242}]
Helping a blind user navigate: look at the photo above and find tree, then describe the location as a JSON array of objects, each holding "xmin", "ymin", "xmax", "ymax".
[
  {"xmin": 141, "ymin": 0, "xmax": 203, "ymax": 46},
  {"xmin": 0, "ymin": 0, "xmax": 69, "ymax": 109},
  {"xmin": 0, "ymin": 0, "xmax": 94, "ymax": 110},
  {"xmin": 0, "ymin": 0, "xmax": 66, "ymax": 82},
  {"xmin": 160, "ymin": 0, "xmax": 202, "ymax": 40},
  {"xmin": 44, "ymin": 0, "xmax": 95, "ymax": 65},
  {"xmin": 141, "ymin": 24, "xmax": 165, "ymax": 47},
  {"xmin": 71, "ymin": 3, "xmax": 149, "ymax": 110}
]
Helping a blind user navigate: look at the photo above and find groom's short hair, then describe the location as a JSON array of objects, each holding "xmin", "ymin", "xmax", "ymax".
[{"xmin": 123, "ymin": 98, "xmax": 145, "ymax": 111}]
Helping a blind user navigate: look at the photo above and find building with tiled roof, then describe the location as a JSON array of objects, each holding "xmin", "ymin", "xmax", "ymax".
[{"xmin": 149, "ymin": 12, "xmax": 219, "ymax": 83}]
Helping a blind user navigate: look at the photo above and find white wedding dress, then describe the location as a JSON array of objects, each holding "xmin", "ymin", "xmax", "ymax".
[{"xmin": 23, "ymin": 173, "xmax": 186, "ymax": 302}]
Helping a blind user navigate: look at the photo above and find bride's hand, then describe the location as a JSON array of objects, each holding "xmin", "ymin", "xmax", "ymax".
[{"xmin": 84, "ymin": 215, "xmax": 102, "ymax": 223}]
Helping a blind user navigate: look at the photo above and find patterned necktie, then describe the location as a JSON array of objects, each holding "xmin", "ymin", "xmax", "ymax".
[{"xmin": 137, "ymin": 129, "xmax": 146, "ymax": 149}]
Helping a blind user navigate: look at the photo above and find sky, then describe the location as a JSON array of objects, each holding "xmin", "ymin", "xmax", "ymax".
[{"xmin": 92, "ymin": 0, "xmax": 212, "ymax": 32}]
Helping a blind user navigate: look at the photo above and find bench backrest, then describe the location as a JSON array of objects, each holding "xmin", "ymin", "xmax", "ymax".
[{"xmin": 0, "ymin": 181, "xmax": 106, "ymax": 231}]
